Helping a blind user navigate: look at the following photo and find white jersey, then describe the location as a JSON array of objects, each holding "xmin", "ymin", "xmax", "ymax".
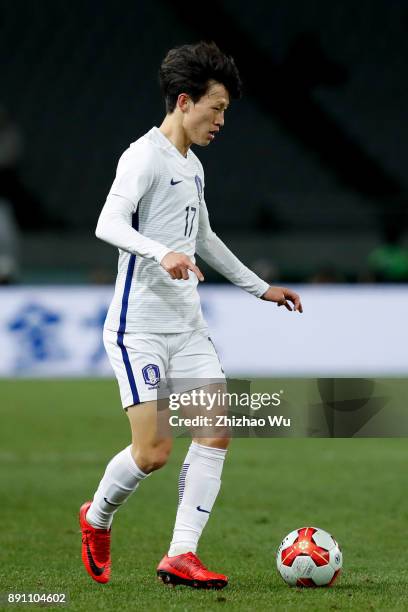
[{"xmin": 96, "ymin": 126, "xmax": 269, "ymax": 333}]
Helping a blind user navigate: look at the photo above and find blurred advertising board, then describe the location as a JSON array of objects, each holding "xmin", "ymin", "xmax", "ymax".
[{"xmin": 0, "ymin": 285, "xmax": 406, "ymax": 377}]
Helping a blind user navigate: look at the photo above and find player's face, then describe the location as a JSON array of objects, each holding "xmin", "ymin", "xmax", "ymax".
[{"xmin": 184, "ymin": 81, "xmax": 230, "ymax": 146}]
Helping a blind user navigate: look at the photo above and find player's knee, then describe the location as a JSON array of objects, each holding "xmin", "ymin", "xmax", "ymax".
[
  {"xmin": 214, "ymin": 437, "xmax": 231, "ymax": 450},
  {"xmin": 133, "ymin": 441, "xmax": 172, "ymax": 473},
  {"xmin": 196, "ymin": 436, "xmax": 231, "ymax": 450}
]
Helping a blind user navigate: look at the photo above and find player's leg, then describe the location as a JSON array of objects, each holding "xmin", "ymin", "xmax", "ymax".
[
  {"xmin": 80, "ymin": 400, "xmax": 172, "ymax": 586},
  {"xmin": 80, "ymin": 330, "xmax": 170, "ymax": 583},
  {"xmin": 126, "ymin": 398, "xmax": 173, "ymax": 474},
  {"xmin": 157, "ymin": 331, "xmax": 230, "ymax": 589},
  {"xmin": 85, "ymin": 328, "xmax": 170, "ymax": 530},
  {"xmin": 85, "ymin": 399, "xmax": 171, "ymax": 531},
  {"xmin": 80, "ymin": 399, "xmax": 171, "ymax": 584},
  {"xmin": 168, "ymin": 382, "xmax": 229, "ymax": 557}
]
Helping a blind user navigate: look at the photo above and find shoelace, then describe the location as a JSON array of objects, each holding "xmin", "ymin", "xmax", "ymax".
[
  {"xmin": 185, "ymin": 553, "xmax": 208, "ymax": 571},
  {"xmin": 89, "ymin": 529, "xmax": 111, "ymax": 563}
]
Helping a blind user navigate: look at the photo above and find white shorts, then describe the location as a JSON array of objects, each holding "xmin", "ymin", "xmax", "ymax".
[{"xmin": 103, "ymin": 327, "xmax": 225, "ymax": 409}]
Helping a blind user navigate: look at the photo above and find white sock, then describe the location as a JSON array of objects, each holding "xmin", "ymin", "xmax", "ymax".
[
  {"xmin": 86, "ymin": 445, "xmax": 148, "ymax": 529},
  {"xmin": 168, "ymin": 441, "xmax": 227, "ymax": 557}
]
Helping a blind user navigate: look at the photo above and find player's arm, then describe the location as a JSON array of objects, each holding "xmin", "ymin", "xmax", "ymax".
[
  {"xmin": 96, "ymin": 149, "xmax": 171, "ymax": 263},
  {"xmin": 196, "ymin": 198, "xmax": 302, "ymax": 312},
  {"xmin": 96, "ymin": 149, "xmax": 203, "ymax": 281},
  {"xmin": 96, "ymin": 197, "xmax": 203, "ymax": 280},
  {"xmin": 96, "ymin": 193, "xmax": 171, "ymax": 263}
]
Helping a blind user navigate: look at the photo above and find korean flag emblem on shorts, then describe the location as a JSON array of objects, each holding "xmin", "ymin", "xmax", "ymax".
[{"xmin": 142, "ymin": 363, "xmax": 160, "ymax": 388}]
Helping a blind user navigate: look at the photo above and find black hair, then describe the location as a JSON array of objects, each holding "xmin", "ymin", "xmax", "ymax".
[{"xmin": 159, "ymin": 41, "xmax": 242, "ymax": 114}]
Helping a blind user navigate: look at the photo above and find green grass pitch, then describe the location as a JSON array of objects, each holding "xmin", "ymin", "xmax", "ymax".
[{"xmin": 1, "ymin": 379, "xmax": 408, "ymax": 611}]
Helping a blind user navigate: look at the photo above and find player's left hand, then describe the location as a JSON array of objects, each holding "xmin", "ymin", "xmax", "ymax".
[{"xmin": 261, "ymin": 286, "xmax": 303, "ymax": 312}]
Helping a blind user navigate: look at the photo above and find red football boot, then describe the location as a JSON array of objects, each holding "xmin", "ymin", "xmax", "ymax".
[
  {"xmin": 157, "ymin": 552, "xmax": 228, "ymax": 589},
  {"xmin": 79, "ymin": 501, "xmax": 111, "ymax": 584}
]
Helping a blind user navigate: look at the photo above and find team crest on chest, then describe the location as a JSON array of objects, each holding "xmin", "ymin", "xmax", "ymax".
[{"xmin": 142, "ymin": 363, "xmax": 160, "ymax": 387}]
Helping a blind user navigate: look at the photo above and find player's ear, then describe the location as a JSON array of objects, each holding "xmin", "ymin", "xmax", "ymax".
[{"xmin": 177, "ymin": 93, "xmax": 191, "ymax": 113}]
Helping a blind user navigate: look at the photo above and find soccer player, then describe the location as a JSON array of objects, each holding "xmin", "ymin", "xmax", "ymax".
[{"xmin": 79, "ymin": 41, "xmax": 302, "ymax": 590}]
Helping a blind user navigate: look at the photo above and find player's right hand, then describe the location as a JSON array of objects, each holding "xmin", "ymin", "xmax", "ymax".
[{"xmin": 160, "ymin": 251, "xmax": 204, "ymax": 281}]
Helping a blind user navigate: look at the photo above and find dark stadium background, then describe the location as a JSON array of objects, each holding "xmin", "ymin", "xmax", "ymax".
[{"xmin": 1, "ymin": 0, "xmax": 407, "ymax": 284}]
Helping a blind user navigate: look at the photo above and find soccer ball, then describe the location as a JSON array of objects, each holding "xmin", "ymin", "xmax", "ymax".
[{"xmin": 276, "ymin": 527, "xmax": 342, "ymax": 587}]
